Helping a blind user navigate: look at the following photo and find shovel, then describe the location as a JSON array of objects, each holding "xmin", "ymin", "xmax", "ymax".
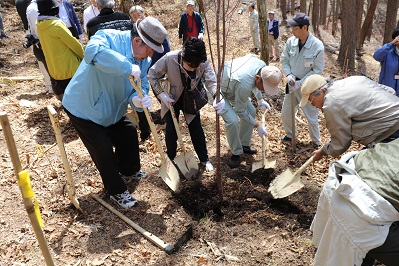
[
  {"xmin": 47, "ymin": 105, "xmax": 83, "ymax": 213},
  {"xmin": 160, "ymin": 78, "xmax": 198, "ymax": 179},
  {"xmin": 129, "ymin": 76, "xmax": 180, "ymax": 192},
  {"xmin": 268, "ymin": 156, "xmax": 313, "ymax": 198},
  {"xmin": 251, "ymin": 110, "xmax": 276, "ymax": 172}
]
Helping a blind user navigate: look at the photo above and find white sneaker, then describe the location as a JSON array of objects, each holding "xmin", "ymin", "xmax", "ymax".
[
  {"xmin": 121, "ymin": 171, "xmax": 147, "ymax": 182},
  {"xmin": 110, "ymin": 190, "xmax": 137, "ymax": 208},
  {"xmin": 201, "ymin": 161, "xmax": 214, "ymax": 172}
]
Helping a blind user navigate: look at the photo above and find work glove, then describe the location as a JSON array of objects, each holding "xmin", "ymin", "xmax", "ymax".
[
  {"xmin": 132, "ymin": 95, "xmax": 152, "ymax": 110},
  {"xmin": 198, "ymin": 33, "xmax": 204, "ymax": 40},
  {"xmin": 131, "ymin": 64, "xmax": 141, "ymax": 80},
  {"xmin": 258, "ymin": 99, "xmax": 271, "ymax": 111},
  {"xmin": 159, "ymin": 92, "xmax": 175, "ymax": 106},
  {"xmin": 212, "ymin": 98, "xmax": 225, "ymax": 114},
  {"xmin": 288, "ymin": 81, "xmax": 301, "ymax": 93},
  {"xmin": 257, "ymin": 124, "xmax": 268, "ymax": 137},
  {"xmin": 286, "ymin": 74, "xmax": 296, "ymax": 87}
]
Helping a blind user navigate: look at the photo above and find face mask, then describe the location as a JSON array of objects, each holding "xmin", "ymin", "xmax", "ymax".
[{"xmin": 396, "ymin": 46, "xmax": 399, "ymax": 55}]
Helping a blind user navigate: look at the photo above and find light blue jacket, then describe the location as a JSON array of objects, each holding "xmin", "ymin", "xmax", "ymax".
[
  {"xmin": 62, "ymin": 29, "xmax": 151, "ymax": 127},
  {"xmin": 281, "ymin": 32, "xmax": 324, "ymax": 84},
  {"xmin": 220, "ymin": 54, "xmax": 264, "ymax": 126},
  {"xmin": 373, "ymin": 43, "xmax": 399, "ymax": 95}
]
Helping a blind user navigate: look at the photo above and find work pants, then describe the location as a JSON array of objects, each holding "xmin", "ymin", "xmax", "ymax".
[
  {"xmin": 268, "ymin": 34, "xmax": 280, "ymax": 58},
  {"xmin": 362, "ymin": 221, "xmax": 399, "ymax": 266},
  {"xmin": 281, "ymin": 88, "xmax": 321, "ymax": 143},
  {"xmin": 220, "ymin": 98, "xmax": 256, "ymax": 155},
  {"xmin": 64, "ymin": 109, "xmax": 140, "ymax": 195},
  {"xmin": 250, "ymin": 28, "xmax": 260, "ymax": 50},
  {"xmin": 32, "ymin": 45, "xmax": 52, "ymax": 91},
  {"xmin": 164, "ymin": 96, "xmax": 208, "ymax": 163}
]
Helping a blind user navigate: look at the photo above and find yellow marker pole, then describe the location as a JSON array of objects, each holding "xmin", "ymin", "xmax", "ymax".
[{"xmin": 0, "ymin": 112, "xmax": 54, "ymax": 266}]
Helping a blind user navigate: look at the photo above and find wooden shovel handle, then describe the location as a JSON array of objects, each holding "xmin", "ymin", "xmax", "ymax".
[
  {"xmin": 160, "ymin": 79, "xmax": 187, "ymax": 154},
  {"xmin": 294, "ymin": 156, "xmax": 314, "ymax": 176},
  {"xmin": 129, "ymin": 77, "xmax": 167, "ymax": 164}
]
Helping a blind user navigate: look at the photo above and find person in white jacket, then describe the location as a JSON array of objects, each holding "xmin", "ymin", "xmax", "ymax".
[{"xmin": 311, "ymin": 140, "xmax": 399, "ymax": 266}]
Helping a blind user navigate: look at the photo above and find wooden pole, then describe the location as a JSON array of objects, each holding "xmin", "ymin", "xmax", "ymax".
[{"xmin": 0, "ymin": 112, "xmax": 54, "ymax": 266}]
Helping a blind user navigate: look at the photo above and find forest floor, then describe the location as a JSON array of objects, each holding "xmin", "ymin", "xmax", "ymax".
[{"xmin": 0, "ymin": 0, "xmax": 386, "ymax": 265}]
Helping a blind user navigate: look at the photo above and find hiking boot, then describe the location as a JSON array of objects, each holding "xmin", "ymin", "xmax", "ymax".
[
  {"xmin": 121, "ymin": 171, "xmax": 147, "ymax": 182},
  {"xmin": 280, "ymin": 135, "xmax": 292, "ymax": 142},
  {"xmin": 227, "ymin": 154, "xmax": 240, "ymax": 169},
  {"xmin": 201, "ymin": 161, "xmax": 214, "ymax": 171},
  {"xmin": 110, "ymin": 190, "xmax": 137, "ymax": 208},
  {"xmin": 242, "ymin": 146, "xmax": 257, "ymax": 154}
]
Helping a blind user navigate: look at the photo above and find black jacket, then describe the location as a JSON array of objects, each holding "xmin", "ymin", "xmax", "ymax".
[{"xmin": 86, "ymin": 8, "xmax": 132, "ymax": 39}]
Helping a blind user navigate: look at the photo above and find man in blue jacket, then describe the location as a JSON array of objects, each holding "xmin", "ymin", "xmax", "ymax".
[
  {"xmin": 267, "ymin": 11, "xmax": 280, "ymax": 60},
  {"xmin": 62, "ymin": 17, "xmax": 168, "ymax": 209},
  {"xmin": 373, "ymin": 27, "xmax": 399, "ymax": 95},
  {"xmin": 178, "ymin": 0, "xmax": 204, "ymax": 45}
]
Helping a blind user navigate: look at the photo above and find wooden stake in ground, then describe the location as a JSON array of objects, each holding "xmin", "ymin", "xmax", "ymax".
[
  {"xmin": 47, "ymin": 105, "xmax": 83, "ymax": 213},
  {"xmin": 0, "ymin": 112, "xmax": 55, "ymax": 266}
]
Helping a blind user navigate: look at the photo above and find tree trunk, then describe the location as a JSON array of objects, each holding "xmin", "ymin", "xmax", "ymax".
[
  {"xmin": 338, "ymin": 0, "xmax": 357, "ymax": 71},
  {"xmin": 332, "ymin": 0, "xmax": 340, "ymax": 36},
  {"xmin": 355, "ymin": 0, "xmax": 363, "ymax": 50},
  {"xmin": 291, "ymin": 0, "xmax": 295, "ymax": 15},
  {"xmin": 383, "ymin": 0, "xmax": 399, "ymax": 44},
  {"xmin": 258, "ymin": 0, "xmax": 269, "ymax": 63},
  {"xmin": 311, "ymin": 0, "xmax": 320, "ymax": 35},
  {"xmin": 358, "ymin": 0, "xmax": 378, "ymax": 48},
  {"xmin": 280, "ymin": 0, "xmax": 287, "ymax": 21},
  {"xmin": 300, "ymin": 0, "xmax": 307, "ymax": 13},
  {"xmin": 319, "ymin": 0, "xmax": 326, "ymax": 27}
]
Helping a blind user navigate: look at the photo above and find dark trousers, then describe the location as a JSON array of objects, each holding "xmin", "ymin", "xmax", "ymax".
[
  {"xmin": 164, "ymin": 96, "xmax": 208, "ymax": 162},
  {"xmin": 137, "ymin": 111, "xmax": 150, "ymax": 141},
  {"xmin": 50, "ymin": 78, "xmax": 71, "ymax": 100},
  {"xmin": 362, "ymin": 221, "xmax": 399, "ymax": 266},
  {"xmin": 64, "ymin": 108, "xmax": 140, "ymax": 195}
]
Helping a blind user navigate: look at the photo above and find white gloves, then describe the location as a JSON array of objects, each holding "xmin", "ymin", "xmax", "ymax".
[
  {"xmin": 132, "ymin": 95, "xmax": 152, "ymax": 110},
  {"xmin": 258, "ymin": 99, "xmax": 271, "ymax": 111},
  {"xmin": 257, "ymin": 125, "xmax": 268, "ymax": 137},
  {"xmin": 131, "ymin": 64, "xmax": 141, "ymax": 80},
  {"xmin": 212, "ymin": 98, "xmax": 225, "ymax": 114},
  {"xmin": 198, "ymin": 33, "xmax": 204, "ymax": 40},
  {"xmin": 288, "ymin": 81, "xmax": 301, "ymax": 93},
  {"xmin": 287, "ymin": 74, "xmax": 296, "ymax": 87},
  {"xmin": 159, "ymin": 92, "xmax": 175, "ymax": 106}
]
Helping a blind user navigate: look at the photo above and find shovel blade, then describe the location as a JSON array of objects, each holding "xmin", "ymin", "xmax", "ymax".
[
  {"xmin": 175, "ymin": 151, "xmax": 198, "ymax": 178},
  {"xmin": 160, "ymin": 157, "xmax": 180, "ymax": 192},
  {"xmin": 268, "ymin": 168, "xmax": 305, "ymax": 198},
  {"xmin": 264, "ymin": 158, "xmax": 277, "ymax": 169},
  {"xmin": 251, "ymin": 161, "xmax": 264, "ymax": 173}
]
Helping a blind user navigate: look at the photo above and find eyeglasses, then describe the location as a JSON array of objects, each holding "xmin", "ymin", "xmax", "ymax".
[{"xmin": 291, "ymin": 27, "xmax": 300, "ymax": 33}]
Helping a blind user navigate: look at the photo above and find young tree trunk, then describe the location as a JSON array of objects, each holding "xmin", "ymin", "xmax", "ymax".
[
  {"xmin": 338, "ymin": 0, "xmax": 357, "ymax": 71},
  {"xmin": 358, "ymin": 0, "xmax": 378, "ymax": 49},
  {"xmin": 383, "ymin": 0, "xmax": 399, "ymax": 44},
  {"xmin": 300, "ymin": 0, "xmax": 307, "ymax": 13},
  {"xmin": 319, "ymin": 0, "xmax": 326, "ymax": 27},
  {"xmin": 311, "ymin": 0, "xmax": 320, "ymax": 35},
  {"xmin": 355, "ymin": 0, "xmax": 363, "ymax": 51},
  {"xmin": 257, "ymin": 0, "xmax": 269, "ymax": 63},
  {"xmin": 280, "ymin": 0, "xmax": 287, "ymax": 21},
  {"xmin": 332, "ymin": 0, "xmax": 340, "ymax": 36},
  {"xmin": 291, "ymin": 0, "xmax": 295, "ymax": 15}
]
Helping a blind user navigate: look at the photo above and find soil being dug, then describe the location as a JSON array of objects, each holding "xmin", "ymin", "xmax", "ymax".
[{"xmin": 0, "ymin": 0, "xmax": 386, "ymax": 265}]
